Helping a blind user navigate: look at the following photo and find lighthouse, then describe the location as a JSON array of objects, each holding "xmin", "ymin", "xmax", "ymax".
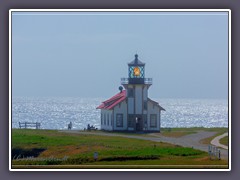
[{"xmin": 97, "ymin": 54, "xmax": 165, "ymax": 132}]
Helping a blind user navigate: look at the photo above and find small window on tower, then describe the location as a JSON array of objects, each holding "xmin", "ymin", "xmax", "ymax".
[{"xmin": 128, "ymin": 88, "xmax": 134, "ymax": 97}]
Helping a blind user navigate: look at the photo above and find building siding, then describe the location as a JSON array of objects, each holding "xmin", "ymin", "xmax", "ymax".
[
  {"xmin": 100, "ymin": 109, "xmax": 113, "ymax": 131},
  {"xmin": 128, "ymin": 98, "xmax": 134, "ymax": 114},
  {"xmin": 147, "ymin": 100, "xmax": 160, "ymax": 132},
  {"xmin": 113, "ymin": 100, "xmax": 127, "ymax": 130},
  {"xmin": 143, "ymin": 86, "xmax": 148, "ymax": 101}
]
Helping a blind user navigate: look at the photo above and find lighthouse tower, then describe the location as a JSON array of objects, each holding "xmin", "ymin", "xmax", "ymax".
[
  {"xmin": 97, "ymin": 54, "xmax": 165, "ymax": 132},
  {"xmin": 121, "ymin": 54, "xmax": 153, "ymax": 131}
]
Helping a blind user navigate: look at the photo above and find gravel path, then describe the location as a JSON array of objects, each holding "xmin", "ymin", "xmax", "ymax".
[
  {"xmin": 60, "ymin": 130, "xmax": 229, "ymax": 160},
  {"xmin": 211, "ymin": 133, "xmax": 228, "ymax": 150}
]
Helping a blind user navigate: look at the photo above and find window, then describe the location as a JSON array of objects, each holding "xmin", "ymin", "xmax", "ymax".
[
  {"xmin": 101, "ymin": 113, "xmax": 103, "ymax": 125},
  {"xmin": 116, "ymin": 114, "xmax": 123, "ymax": 127},
  {"xmin": 143, "ymin": 114, "xmax": 147, "ymax": 128},
  {"xmin": 107, "ymin": 114, "xmax": 109, "ymax": 126},
  {"xmin": 104, "ymin": 114, "xmax": 106, "ymax": 125},
  {"xmin": 129, "ymin": 66, "xmax": 144, "ymax": 78},
  {"xmin": 111, "ymin": 114, "xmax": 112, "ymax": 126},
  {"xmin": 128, "ymin": 115, "xmax": 134, "ymax": 128},
  {"xmin": 128, "ymin": 88, "xmax": 134, "ymax": 97},
  {"xmin": 150, "ymin": 114, "xmax": 157, "ymax": 127}
]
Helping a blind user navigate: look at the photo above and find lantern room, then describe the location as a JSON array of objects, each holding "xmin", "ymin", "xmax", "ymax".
[{"xmin": 128, "ymin": 54, "xmax": 145, "ymax": 84}]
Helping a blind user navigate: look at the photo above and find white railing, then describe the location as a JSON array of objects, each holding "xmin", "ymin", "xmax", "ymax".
[{"xmin": 121, "ymin": 78, "xmax": 152, "ymax": 84}]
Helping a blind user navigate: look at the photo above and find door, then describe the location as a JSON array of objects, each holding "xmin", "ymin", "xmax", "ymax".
[{"xmin": 135, "ymin": 115, "xmax": 143, "ymax": 131}]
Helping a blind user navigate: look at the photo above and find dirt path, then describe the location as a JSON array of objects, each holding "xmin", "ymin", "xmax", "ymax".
[
  {"xmin": 60, "ymin": 130, "xmax": 229, "ymax": 160},
  {"xmin": 211, "ymin": 133, "xmax": 228, "ymax": 150}
]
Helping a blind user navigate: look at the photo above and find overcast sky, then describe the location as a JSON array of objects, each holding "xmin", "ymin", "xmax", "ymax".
[{"xmin": 12, "ymin": 11, "xmax": 229, "ymax": 99}]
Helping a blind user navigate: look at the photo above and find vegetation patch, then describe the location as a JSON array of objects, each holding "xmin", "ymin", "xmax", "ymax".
[
  {"xmin": 219, "ymin": 136, "xmax": 228, "ymax": 146},
  {"xmin": 200, "ymin": 128, "xmax": 228, "ymax": 145},
  {"xmin": 99, "ymin": 155, "xmax": 160, "ymax": 161},
  {"xmin": 12, "ymin": 148, "xmax": 46, "ymax": 159},
  {"xmin": 11, "ymin": 129, "xmax": 228, "ymax": 168}
]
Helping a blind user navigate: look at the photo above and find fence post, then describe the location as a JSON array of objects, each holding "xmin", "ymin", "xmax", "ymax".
[
  {"xmin": 213, "ymin": 146, "xmax": 217, "ymax": 159},
  {"xmin": 218, "ymin": 149, "xmax": 221, "ymax": 160},
  {"xmin": 25, "ymin": 122, "xmax": 27, "ymax": 129},
  {"xmin": 208, "ymin": 145, "xmax": 211, "ymax": 155},
  {"xmin": 214, "ymin": 146, "xmax": 216, "ymax": 159},
  {"xmin": 209, "ymin": 146, "xmax": 221, "ymax": 160},
  {"xmin": 210, "ymin": 145, "xmax": 213, "ymax": 159},
  {"xmin": 216, "ymin": 148, "xmax": 219, "ymax": 159},
  {"xmin": 216, "ymin": 148, "xmax": 218, "ymax": 159}
]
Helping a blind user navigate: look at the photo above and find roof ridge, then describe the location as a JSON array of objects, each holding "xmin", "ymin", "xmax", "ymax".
[
  {"xmin": 103, "ymin": 90, "xmax": 126, "ymax": 103},
  {"xmin": 96, "ymin": 90, "xmax": 126, "ymax": 110}
]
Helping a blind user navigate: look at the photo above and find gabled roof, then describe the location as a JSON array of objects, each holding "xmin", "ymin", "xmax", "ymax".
[
  {"xmin": 128, "ymin": 54, "xmax": 145, "ymax": 66},
  {"xmin": 96, "ymin": 90, "xmax": 126, "ymax": 110},
  {"xmin": 97, "ymin": 90, "xmax": 165, "ymax": 111},
  {"xmin": 148, "ymin": 98, "xmax": 166, "ymax": 111}
]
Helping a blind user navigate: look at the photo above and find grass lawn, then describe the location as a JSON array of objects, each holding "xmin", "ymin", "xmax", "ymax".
[
  {"xmin": 11, "ymin": 129, "xmax": 228, "ymax": 169},
  {"xmin": 149, "ymin": 127, "xmax": 228, "ymax": 138},
  {"xmin": 219, "ymin": 136, "xmax": 228, "ymax": 146},
  {"xmin": 153, "ymin": 127, "xmax": 199, "ymax": 138},
  {"xmin": 83, "ymin": 127, "xmax": 227, "ymax": 138},
  {"xmin": 199, "ymin": 128, "xmax": 228, "ymax": 145}
]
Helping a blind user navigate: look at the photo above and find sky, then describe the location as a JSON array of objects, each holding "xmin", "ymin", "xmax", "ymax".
[{"xmin": 12, "ymin": 11, "xmax": 229, "ymax": 99}]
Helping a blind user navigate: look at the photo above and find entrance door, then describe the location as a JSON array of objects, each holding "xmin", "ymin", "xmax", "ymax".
[{"xmin": 135, "ymin": 115, "xmax": 143, "ymax": 131}]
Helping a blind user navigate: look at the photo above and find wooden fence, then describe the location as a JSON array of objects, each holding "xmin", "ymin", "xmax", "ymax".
[
  {"xmin": 208, "ymin": 145, "xmax": 221, "ymax": 160},
  {"xmin": 19, "ymin": 122, "xmax": 41, "ymax": 129}
]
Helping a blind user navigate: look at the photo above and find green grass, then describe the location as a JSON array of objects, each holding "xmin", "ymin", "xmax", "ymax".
[
  {"xmin": 199, "ymin": 128, "xmax": 228, "ymax": 145},
  {"xmin": 158, "ymin": 128, "xmax": 198, "ymax": 137},
  {"xmin": 11, "ymin": 129, "xmax": 228, "ymax": 168},
  {"xmin": 82, "ymin": 127, "xmax": 227, "ymax": 138},
  {"xmin": 57, "ymin": 128, "xmax": 195, "ymax": 139},
  {"xmin": 151, "ymin": 127, "xmax": 228, "ymax": 138},
  {"xmin": 219, "ymin": 136, "xmax": 228, "ymax": 146}
]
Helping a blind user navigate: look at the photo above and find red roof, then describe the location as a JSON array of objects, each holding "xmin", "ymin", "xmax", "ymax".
[{"xmin": 97, "ymin": 90, "xmax": 126, "ymax": 110}]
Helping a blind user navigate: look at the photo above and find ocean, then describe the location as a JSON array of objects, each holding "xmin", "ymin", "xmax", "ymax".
[{"xmin": 12, "ymin": 97, "xmax": 228, "ymax": 130}]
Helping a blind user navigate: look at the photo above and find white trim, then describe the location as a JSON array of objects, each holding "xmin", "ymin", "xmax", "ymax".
[
  {"xmin": 9, "ymin": 9, "xmax": 12, "ymax": 171},
  {"xmin": 228, "ymin": 9, "xmax": 231, "ymax": 171},
  {"xmin": 9, "ymin": 9, "xmax": 231, "ymax": 12},
  {"xmin": 12, "ymin": 13, "xmax": 228, "ymax": 16},
  {"xmin": 9, "ymin": 9, "xmax": 231, "ymax": 172}
]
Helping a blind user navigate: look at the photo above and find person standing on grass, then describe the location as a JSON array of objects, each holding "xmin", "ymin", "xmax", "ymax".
[{"xmin": 68, "ymin": 121, "xmax": 72, "ymax": 130}]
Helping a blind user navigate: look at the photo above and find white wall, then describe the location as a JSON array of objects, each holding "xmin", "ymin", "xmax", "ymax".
[
  {"xmin": 128, "ymin": 98, "xmax": 134, "ymax": 114},
  {"xmin": 113, "ymin": 100, "xmax": 127, "ymax": 130},
  {"xmin": 143, "ymin": 86, "xmax": 148, "ymax": 101},
  {"xmin": 147, "ymin": 100, "xmax": 160, "ymax": 131},
  {"xmin": 100, "ymin": 109, "xmax": 113, "ymax": 131},
  {"xmin": 135, "ymin": 85, "xmax": 142, "ymax": 114}
]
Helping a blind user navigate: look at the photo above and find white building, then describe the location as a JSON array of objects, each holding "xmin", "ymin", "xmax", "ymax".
[{"xmin": 97, "ymin": 54, "xmax": 165, "ymax": 132}]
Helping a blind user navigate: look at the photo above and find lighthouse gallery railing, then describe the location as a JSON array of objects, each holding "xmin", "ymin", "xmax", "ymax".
[{"xmin": 121, "ymin": 78, "xmax": 152, "ymax": 85}]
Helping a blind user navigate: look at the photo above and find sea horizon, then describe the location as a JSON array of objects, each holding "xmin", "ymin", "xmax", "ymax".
[{"xmin": 11, "ymin": 97, "xmax": 228, "ymax": 130}]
